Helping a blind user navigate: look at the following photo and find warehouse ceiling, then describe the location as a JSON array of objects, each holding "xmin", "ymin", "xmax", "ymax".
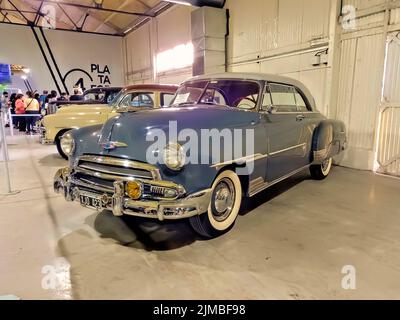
[{"xmin": 0, "ymin": 0, "xmax": 174, "ymax": 36}]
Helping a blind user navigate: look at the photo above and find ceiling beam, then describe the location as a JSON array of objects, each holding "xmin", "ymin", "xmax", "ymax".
[
  {"xmin": 29, "ymin": 0, "xmax": 155, "ymax": 17},
  {"xmin": 6, "ymin": 0, "xmax": 30, "ymax": 23},
  {"xmin": 56, "ymin": 3, "xmax": 78, "ymax": 29},
  {"xmin": 94, "ymin": 0, "xmax": 131, "ymax": 33},
  {"xmin": 0, "ymin": 20, "xmax": 123, "ymax": 36}
]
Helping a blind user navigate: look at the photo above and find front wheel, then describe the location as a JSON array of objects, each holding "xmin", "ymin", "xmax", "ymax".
[
  {"xmin": 189, "ymin": 170, "xmax": 242, "ymax": 238},
  {"xmin": 56, "ymin": 133, "xmax": 69, "ymax": 160},
  {"xmin": 310, "ymin": 158, "xmax": 332, "ymax": 180}
]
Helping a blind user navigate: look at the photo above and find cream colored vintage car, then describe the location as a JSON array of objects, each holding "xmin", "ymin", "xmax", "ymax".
[{"xmin": 40, "ymin": 84, "xmax": 178, "ymax": 159}]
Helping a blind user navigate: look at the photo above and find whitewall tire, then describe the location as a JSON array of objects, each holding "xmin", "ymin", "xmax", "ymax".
[
  {"xmin": 310, "ymin": 158, "xmax": 332, "ymax": 180},
  {"xmin": 189, "ymin": 170, "xmax": 242, "ymax": 238}
]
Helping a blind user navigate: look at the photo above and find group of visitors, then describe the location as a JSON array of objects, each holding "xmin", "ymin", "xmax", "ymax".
[{"xmin": 0, "ymin": 86, "xmax": 83, "ymax": 134}]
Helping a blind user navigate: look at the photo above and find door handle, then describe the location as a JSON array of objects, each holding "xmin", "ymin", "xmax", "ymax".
[{"xmin": 296, "ymin": 115, "xmax": 305, "ymax": 121}]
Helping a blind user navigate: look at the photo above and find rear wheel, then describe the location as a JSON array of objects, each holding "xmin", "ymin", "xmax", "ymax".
[
  {"xmin": 310, "ymin": 157, "xmax": 332, "ymax": 180},
  {"xmin": 189, "ymin": 170, "xmax": 242, "ymax": 238}
]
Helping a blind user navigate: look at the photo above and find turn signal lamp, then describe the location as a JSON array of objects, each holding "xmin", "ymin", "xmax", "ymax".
[{"xmin": 126, "ymin": 181, "xmax": 142, "ymax": 200}]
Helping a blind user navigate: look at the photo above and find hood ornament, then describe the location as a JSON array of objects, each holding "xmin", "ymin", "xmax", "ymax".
[{"xmin": 101, "ymin": 141, "xmax": 128, "ymax": 151}]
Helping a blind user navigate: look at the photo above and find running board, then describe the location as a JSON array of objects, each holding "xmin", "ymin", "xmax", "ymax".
[{"xmin": 248, "ymin": 165, "xmax": 310, "ymax": 197}]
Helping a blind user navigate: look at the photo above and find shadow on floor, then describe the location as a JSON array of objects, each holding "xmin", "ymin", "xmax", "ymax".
[
  {"xmin": 38, "ymin": 154, "xmax": 67, "ymax": 167},
  {"xmin": 84, "ymin": 170, "xmax": 311, "ymax": 252},
  {"xmin": 240, "ymin": 171, "xmax": 311, "ymax": 215},
  {"xmin": 85, "ymin": 211, "xmax": 199, "ymax": 251}
]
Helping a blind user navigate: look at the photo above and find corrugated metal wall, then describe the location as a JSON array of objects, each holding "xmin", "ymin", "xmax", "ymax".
[
  {"xmin": 336, "ymin": 34, "xmax": 384, "ymax": 170},
  {"xmin": 123, "ymin": 5, "xmax": 193, "ymax": 85},
  {"xmin": 226, "ymin": 0, "xmax": 333, "ymax": 116},
  {"xmin": 377, "ymin": 33, "xmax": 400, "ymax": 177}
]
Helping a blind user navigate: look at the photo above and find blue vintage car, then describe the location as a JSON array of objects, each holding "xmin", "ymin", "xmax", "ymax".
[{"xmin": 54, "ymin": 73, "xmax": 347, "ymax": 238}]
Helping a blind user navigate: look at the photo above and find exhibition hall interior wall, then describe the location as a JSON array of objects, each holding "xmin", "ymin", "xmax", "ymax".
[
  {"xmin": 0, "ymin": 23, "xmax": 124, "ymax": 93},
  {"xmin": 1, "ymin": 0, "xmax": 399, "ymax": 173}
]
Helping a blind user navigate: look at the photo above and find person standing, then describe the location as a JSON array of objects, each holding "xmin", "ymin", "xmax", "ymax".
[
  {"xmin": 0, "ymin": 91, "xmax": 9, "ymax": 126},
  {"xmin": 69, "ymin": 88, "xmax": 84, "ymax": 101},
  {"xmin": 9, "ymin": 93, "xmax": 17, "ymax": 127},
  {"xmin": 15, "ymin": 94, "xmax": 26, "ymax": 132},
  {"xmin": 24, "ymin": 91, "xmax": 40, "ymax": 134}
]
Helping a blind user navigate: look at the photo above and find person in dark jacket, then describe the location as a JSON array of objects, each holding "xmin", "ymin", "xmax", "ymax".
[{"xmin": 69, "ymin": 88, "xmax": 84, "ymax": 101}]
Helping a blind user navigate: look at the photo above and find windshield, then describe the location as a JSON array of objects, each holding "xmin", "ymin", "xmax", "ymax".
[
  {"xmin": 109, "ymin": 90, "xmax": 124, "ymax": 107},
  {"xmin": 171, "ymin": 80, "xmax": 261, "ymax": 110}
]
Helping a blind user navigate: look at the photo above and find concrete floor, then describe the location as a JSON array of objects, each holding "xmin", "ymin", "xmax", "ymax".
[{"xmin": 1, "ymin": 132, "xmax": 400, "ymax": 300}]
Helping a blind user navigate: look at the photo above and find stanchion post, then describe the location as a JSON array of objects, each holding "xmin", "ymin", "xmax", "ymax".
[{"xmin": 0, "ymin": 110, "xmax": 20, "ymax": 196}]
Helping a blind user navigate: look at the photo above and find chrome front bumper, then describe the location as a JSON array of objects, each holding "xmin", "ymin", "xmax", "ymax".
[
  {"xmin": 38, "ymin": 126, "xmax": 53, "ymax": 144},
  {"xmin": 54, "ymin": 167, "xmax": 211, "ymax": 221}
]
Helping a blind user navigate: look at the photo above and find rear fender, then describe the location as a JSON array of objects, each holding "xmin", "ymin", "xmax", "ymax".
[{"xmin": 312, "ymin": 120, "xmax": 346, "ymax": 164}]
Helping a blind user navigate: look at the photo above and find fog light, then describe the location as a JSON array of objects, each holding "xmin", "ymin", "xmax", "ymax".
[{"xmin": 126, "ymin": 181, "xmax": 142, "ymax": 200}]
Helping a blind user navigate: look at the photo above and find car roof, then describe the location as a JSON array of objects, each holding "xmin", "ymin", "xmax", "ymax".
[
  {"xmin": 83, "ymin": 87, "xmax": 123, "ymax": 94},
  {"xmin": 183, "ymin": 72, "xmax": 316, "ymax": 110},
  {"xmin": 124, "ymin": 84, "xmax": 179, "ymax": 93}
]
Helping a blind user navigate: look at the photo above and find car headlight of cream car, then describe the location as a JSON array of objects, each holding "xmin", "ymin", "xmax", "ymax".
[
  {"xmin": 163, "ymin": 142, "xmax": 186, "ymax": 171},
  {"xmin": 60, "ymin": 132, "xmax": 75, "ymax": 156}
]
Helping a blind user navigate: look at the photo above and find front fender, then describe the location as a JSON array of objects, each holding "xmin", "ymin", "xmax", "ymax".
[{"xmin": 312, "ymin": 120, "xmax": 346, "ymax": 164}]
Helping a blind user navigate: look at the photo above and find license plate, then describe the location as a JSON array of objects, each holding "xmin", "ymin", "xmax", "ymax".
[{"xmin": 79, "ymin": 195, "xmax": 104, "ymax": 210}]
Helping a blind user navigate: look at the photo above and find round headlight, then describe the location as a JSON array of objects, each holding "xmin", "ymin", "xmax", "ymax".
[
  {"xmin": 163, "ymin": 142, "xmax": 186, "ymax": 171},
  {"xmin": 60, "ymin": 132, "xmax": 75, "ymax": 156}
]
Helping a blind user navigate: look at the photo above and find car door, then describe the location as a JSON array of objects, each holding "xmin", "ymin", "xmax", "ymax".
[
  {"xmin": 293, "ymin": 87, "xmax": 321, "ymax": 168},
  {"xmin": 260, "ymin": 83, "xmax": 308, "ymax": 182}
]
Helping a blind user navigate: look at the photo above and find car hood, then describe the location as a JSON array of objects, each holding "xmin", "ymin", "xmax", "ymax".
[
  {"xmin": 72, "ymin": 105, "xmax": 260, "ymax": 163},
  {"xmin": 56, "ymin": 104, "xmax": 108, "ymax": 114}
]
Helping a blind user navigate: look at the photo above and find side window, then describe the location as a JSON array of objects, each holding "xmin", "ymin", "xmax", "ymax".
[
  {"xmin": 119, "ymin": 92, "xmax": 155, "ymax": 108},
  {"xmin": 161, "ymin": 93, "xmax": 175, "ymax": 106},
  {"xmin": 269, "ymin": 83, "xmax": 297, "ymax": 112},
  {"xmin": 294, "ymin": 89, "xmax": 309, "ymax": 112},
  {"xmin": 106, "ymin": 92, "xmax": 118, "ymax": 104},
  {"xmin": 260, "ymin": 87, "xmax": 273, "ymax": 111},
  {"xmin": 131, "ymin": 92, "xmax": 155, "ymax": 108},
  {"xmin": 84, "ymin": 92, "xmax": 105, "ymax": 101}
]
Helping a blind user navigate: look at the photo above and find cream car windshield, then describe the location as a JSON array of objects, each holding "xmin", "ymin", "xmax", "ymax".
[
  {"xmin": 109, "ymin": 91, "xmax": 125, "ymax": 108},
  {"xmin": 170, "ymin": 80, "xmax": 260, "ymax": 110}
]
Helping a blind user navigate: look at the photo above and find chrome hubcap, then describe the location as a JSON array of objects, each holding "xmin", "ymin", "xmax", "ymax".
[{"xmin": 211, "ymin": 178, "xmax": 235, "ymax": 222}]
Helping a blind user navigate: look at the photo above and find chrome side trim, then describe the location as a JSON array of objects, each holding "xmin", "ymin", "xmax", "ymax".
[
  {"xmin": 269, "ymin": 143, "xmax": 306, "ymax": 156},
  {"xmin": 210, "ymin": 153, "xmax": 268, "ymax": 170},
  {"xmin": 248, "ymin": 164, "xmax": 310, "ymax": 197},
  {"xmin": 75, "ymin": 155, "xmax": 162, "ymax": 180}
]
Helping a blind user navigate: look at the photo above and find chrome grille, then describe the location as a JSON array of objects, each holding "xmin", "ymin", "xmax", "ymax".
[
  {"xmin": 72, "ymin": 155, "xmax": 160, "ymax": 195},
  {"xmin": 150, "ymin": 186, "xmax": 165, "ymax": 197}
]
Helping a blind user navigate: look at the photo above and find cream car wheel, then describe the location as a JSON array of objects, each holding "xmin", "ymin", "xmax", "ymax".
[{"xmin": 189, "ymin": 170, "xmax": 242, "ymax": 238}]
